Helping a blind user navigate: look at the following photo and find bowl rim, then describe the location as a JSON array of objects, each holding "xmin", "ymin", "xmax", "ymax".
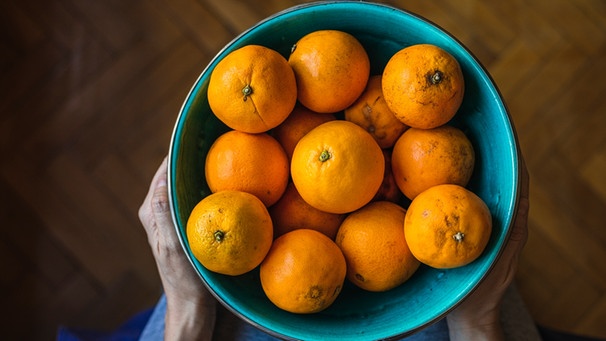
[{"xmin": 167, "ymin": 1, "xmax": 522, "ymax": 339}]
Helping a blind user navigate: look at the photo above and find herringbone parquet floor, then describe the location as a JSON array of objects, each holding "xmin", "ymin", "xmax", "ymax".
[{"xmin": 1, "ymin": 0, "xmax": 606, "ymax": 340}]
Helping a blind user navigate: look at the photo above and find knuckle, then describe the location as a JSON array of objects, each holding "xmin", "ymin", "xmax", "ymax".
[{"xmin": 151, "ymin": 190, "xmax": 170, "ymax": 215}]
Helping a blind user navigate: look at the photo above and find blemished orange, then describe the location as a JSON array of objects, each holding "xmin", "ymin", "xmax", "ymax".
[
  {"xmin": 186, "ymin": 190, "xmax": 273, "ymax": 276},
  {"xmin": 288, "ymin": 30, "xmax": 370, "ymax": 113},
  {"xmin": 260, "ymin": 229, "xmax": 346, "ymax": 314},
  {"xmin": 269, "ymin": 182, "xmax": 345, "ymax": 240},
  {"xmin": 382, "ymin": 44, "xmax": 465, "ymax": 129},
  {"xmin": 345, "ymin": 75, "xmax": 408, "ymax": 149},
  {"xmin": 271, "ymin": 104, "xmax": 336, "ymax": 159},
  {"xmin": 335, "ymin": 201, "xmax": 420, "ymax": 292},
  {"xmin": 290, "ymin": 120, "xmax": 384, "ymax": 214},
  {"xmin": 372, "ymin": 149, "xmax": 403, "ymax": 203},
  {"xmin": 207, "ymin": 44, "xmax": 297, "ymax": 133},
  {"xmin": 404, "ymin": 184, "xmax": 492, "ymax": 269},
  {"xmin": 391, "ymin": 125, "xmax": 475, "ymax": 200},
  {"xmin": 205, "ymin": 130, "xmax": 289, "ymax": 207}
]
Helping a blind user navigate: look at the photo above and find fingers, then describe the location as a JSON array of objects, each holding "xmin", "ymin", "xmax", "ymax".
[
  {"xmin": 518, "ymin": 153, "xmax": 530, "ymax": 201},
  {"xmin": 151, "ymin": 164, "xmax": 181, "ymax": 247},
  {"xmin": 509, "ymin": 197, "xmax": 529, "ymax": 244},
  {"xmin": 489, "ymin": 152, "xmax": 529, "ymax": 282},
  {"xmin": 145, "ymin": 157, "xmax": 184, "ymax": 253},
  {"xmin": 139, "ymin": 157, "xmax": 169, "ymax": 231},
  {"xmin": 150, "ymin": 159, "xmax": 170, "ymax": 219},
  {"xmin": 510, "ymin": 153, "xmax": 530, "ymax": 246},
  {"xmin": 490, "ymin": 152, "xmax": 529, "ymax": 286}
]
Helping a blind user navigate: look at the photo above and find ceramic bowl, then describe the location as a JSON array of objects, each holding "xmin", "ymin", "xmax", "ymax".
[{"xmin": 168, "ymin": 1, "xmax": 521, "ymax": 340}]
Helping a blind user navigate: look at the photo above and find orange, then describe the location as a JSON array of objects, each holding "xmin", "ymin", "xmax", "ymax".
[
  {"xmin": 288, "ymin": 30, "xmax": 370, "ymax": 113},
  {"xmin": 269, "ymin": 182, "xmax": 345, "ymax": 240},
  {"xmin": 271, "ymin": 104, "xmax": 336, "ymax": 159},
  {"xmin": 335, "ymin": 201, "xmax": 420, "ymax": 292},
  {"xmin": 344, "ymin": 75, "xmax": 408, "ymax": 149},
  {"xmin": 372, "ymin": 149, "xmax": 403, "ymax": 203},
  {"xmin": 290, "ymin": 120, "xmax": 384, "ymax": 214},
  {"xmin": 205, "ymin": 130, "xmax": 289, "ymax": 207},
  {"xmin": 207, "ymin": 44, "xmax": 297, "ymax": 133},
  {"xmin": 186, "ymin": 190, "xmax": 273, "ymax": 276},
  {"xmin": 404, "ymin": 184, "xmax": 492, "ymax": 269},
  {"xmin": 391, "ymin": 125, "xmax": 475, "ymax": 200},
  {"xmin": 382, "ymin": 44, "xmax": 465, "ymax": 129},
  {"xmin": 260, "ymin": 229, "xmax": 346, "ymax": 314}
]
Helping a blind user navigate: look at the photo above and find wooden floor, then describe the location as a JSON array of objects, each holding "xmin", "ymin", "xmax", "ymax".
[{"xmin": 1, "ymin": 0, "xmax": 606, "ymax": 339}]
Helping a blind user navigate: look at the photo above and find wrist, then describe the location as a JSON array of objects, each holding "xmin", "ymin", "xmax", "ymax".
[
  {"xmin": 165, "ymin": 296, "xmax": 216, "ymax": 341},
  {"xmin": 446, "ymin": 309, "xmax": 504, "ymax": 340},
  {"xmin": 448, "ymin": 322, "xmax": 504, "ymax": 341},
  {"xmin": 447, "ymin": 310, "xmax": 504, "ymax": 341}
]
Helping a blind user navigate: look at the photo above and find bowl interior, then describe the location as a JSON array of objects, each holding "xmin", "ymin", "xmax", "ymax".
[{"xmin": 168, "ymin": 2, "xmax": 519, "ymax": 340}]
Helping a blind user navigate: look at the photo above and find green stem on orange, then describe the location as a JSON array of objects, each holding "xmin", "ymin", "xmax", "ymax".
[
  {"xmin": 214, "ymin": 230, "xmax": 225, "ymax": 242},
  {"xmin": 319, "ymin": 150, "xmax": 331, "ymax": 162},
  {"xmin": 453, "ymin": 231, "xmax": 465, "ymax": 242},
  {"xmin": 242, "ymin": 84, "xmax": 253, "ymax": 101},
  {"xmin": 429, "ymin": 70, "xmax": 444, "ymax": 85}
]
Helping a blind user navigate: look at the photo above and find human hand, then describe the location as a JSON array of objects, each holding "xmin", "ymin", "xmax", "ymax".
[
  {"xmin": 139, "ymin": 157, "xmax": 216, "ymax": 340},
  {"xmin": 446, "ymin": 156, "xmax": 530, "ymax": 341}
]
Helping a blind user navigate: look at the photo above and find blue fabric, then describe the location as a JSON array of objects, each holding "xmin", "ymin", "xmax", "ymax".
[
  {"xmin": 57, "ymin": 306, "xmax": 154, "ymax": 341},
  {"xmin": 139, "ymin": 294, "xmax": 449, "ymax": 340},
  {"xmin": 138, "ymin": 294, "xmax": 166, "ymax": 340},
  {"xmin": 211, "ymin": 305, "xmax": 449, "ymax": 340},
  {"xmin": 59, "ymin": 294, "xmax": 450, "ymax": 340}
]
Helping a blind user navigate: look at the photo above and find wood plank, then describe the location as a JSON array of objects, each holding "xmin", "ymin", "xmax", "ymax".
[
  {"xmin": 528, "ymin": 167, "xmax": 606, "ymax": 287},
  {"xmin": 0, "ymin": 38, "xmax": 65, "ymax": 115},
  {"xmin": 72, "ymin": 270, "xmax": 160, "ymax": 330},
  {"xmin": 0, "ymin": 180, "xmax": 78, "ymax": 289},
  {"xmin": 203, "ymin": 0, "xmax": 268, "ymax": 34},
  {"xmin": 397, "ymin": 1, "xmax": 471, "ymax": 45},
  {"xmin": 517, "ymin": 221, "xmax": 577, "ymax": 309},
  {"xmin": 558, "ymin": 53, "xmax": 606, "ymax": 166},
  {"xmin": 526, "ymin": 0, "xmax": 606, "ymax": 55},
  {"xmin": 152, "ymin": 0, "xmax": 235, "ymax": 53},
  {"xmin": 118, "ymin": 94, "xmax": 180, "ymax": 182},
  {"xmin": 64, "ymin": 0, "xmax": 142, "ymax": 52},
  {"xmin": 19, "ymin": 0, "xmax": 100, "ymax": 52},
  {"xmin": 0, "ymin": 0, "xmax": 45, "ymax": 51},
  {"xmin": 442, "ymin": 1, "xmax": 515, "ymax": 65},
  {"xmin": 46, "ymin": 151, "xmax": 159, "ymax": 284},
  {"xmin": 3, "ymin": 271, "xmax": 55, "ymax": 340},
  {"xmin": 0, "ymin": 237, "xmax": 27, "ymax": 292},
  {"xmin": 572, "ymin": 0, "xmax": 606, "ymax": 33},
  {"xmin": 1, "ymin": 154, "xmax": 131, "ymax": 288},
  {"xmin": 574, "ymin": 294, "xmax": 606, "ymax": 338},
  {"xmin": 488, "ymin": 40, "xmax": 542, "ymax": 101},
  {"xmin": 92, "ymin": 153, "xmax": 151, "ymax": 218},
  {"xmin": 43, "ymin": 272, "xmax": 101, "ymax": 339},
  {"xmin": 71, "ymin": 38, "xmax": 206, "ymax": 171},
  {"xmin": 510, "ymin": 43, "xmax": 585, "ymax": 133},
  {"xmin": 17, "ymin": 34, "xmax": 179, "ymax": 166},
  {"xmin": 580, "ymin": 144, "xmax": 606, "ymax": 204}
]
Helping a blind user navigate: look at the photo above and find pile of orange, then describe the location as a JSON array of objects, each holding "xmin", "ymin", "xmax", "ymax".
[{"xmin": 186, "ymin": 30, "xmax": 493, "ymax": 314}]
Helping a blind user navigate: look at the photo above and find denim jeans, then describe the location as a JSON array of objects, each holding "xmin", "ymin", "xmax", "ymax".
[{"xmin": 138, "ymin": 294, "xmax": 450, "ymax": 341}]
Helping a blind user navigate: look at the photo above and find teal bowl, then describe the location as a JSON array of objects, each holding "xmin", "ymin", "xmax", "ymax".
[{"xmin": 168, "ymin": 1, "xmax": 521, "ymax": 340}]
